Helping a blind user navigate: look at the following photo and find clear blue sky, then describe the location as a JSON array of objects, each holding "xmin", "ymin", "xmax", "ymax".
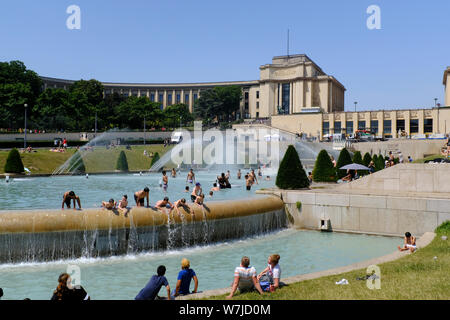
[{"xmin": 1, "ymin": 0, "xmax": 449, "ymax": 110}]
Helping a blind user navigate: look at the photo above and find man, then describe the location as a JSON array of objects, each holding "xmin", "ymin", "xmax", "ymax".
[
  {"xmin": 398, "ymin": 232, "xmax": 417, "ymax": 253},
  {"xmin": 237, "ymin": 169, "xmax": 241, "ymax": 180},
  {"xmin": 186, "ymin": 169, "xmax": 195, "ymax": 184},
  {"xmin": 227, "ymin": 256, "xmax": 264, "ymax": 299},
  {"xmin": 172, "ymin": 198, "xmax": 189, "ymax": 215},
  {"xmin": 173, "ymin": 258, "xmax": 198, "ymax": 297},
  {"xmin": 62, "ymin": 191, "xmax": 81, "ymax": 210},
  {"xmin": 161, "ymin": 170, "xmax": 169, "ymax": 192},
  {"xmin": 191, "ymin": 183, "xmax": 202, "ymax": 202},
  {"xmin": 155, "ymin": 197, "xmax": 174, "ymax": 211},
  {"xmin": 101, "ymin": 198, "xmax": 117, "ymax": 210},
  {"xmin": 134, "ymin": 187, "xmax": 150, "ymax": 207},
  {"xmin": 135, "ymin": 265, "xmax": 171, "ymax": 300}
]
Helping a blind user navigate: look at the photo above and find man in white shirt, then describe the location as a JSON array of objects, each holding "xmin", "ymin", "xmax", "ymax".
[{"xmin": 227, "ymin": 256, "xmax": 264, "ymax": 299}]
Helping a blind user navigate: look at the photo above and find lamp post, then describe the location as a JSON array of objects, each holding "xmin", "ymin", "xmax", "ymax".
[
  {"xmin": 435, "ymin": 98, "xmax": 440, "ymax": 133},
  {"xmin": 143, "ymin": 116, "xmax": 146, "ymax": 146},
  {"xmin": 354, "ymin": 101, "xmax": 357, "ymax": 113},
  {"xmin": 24, "ymin": 103, "xmax": 28, "ymax": 148},
  {"xmin": 434, "ymin": 98, "xmax": 438, "ymax": 108}
]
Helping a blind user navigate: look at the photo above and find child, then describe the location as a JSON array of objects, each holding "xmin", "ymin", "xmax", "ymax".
[
  {"xmin": 245, "ymin": 175, "xmax": 252, "ymax": 191},
  {"xmin": 194, "ymin": 194, "xmax": 205, "ymax": 207},
  {"xmin": 209, "ymin": 191, "xmax": 214, "ymax": 198},
  {"xmin": 102, "ymin": 199, "xmax": 117, "ymax": 210}
]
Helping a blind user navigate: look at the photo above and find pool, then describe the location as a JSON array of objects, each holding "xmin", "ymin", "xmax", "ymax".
[
  {"xmin": 0, "ymin": 170, "xmax": 276, "ymax": 211},
  {"xmin": 0, "ymin": 229, "xmax": 400, "ymax": 300}
]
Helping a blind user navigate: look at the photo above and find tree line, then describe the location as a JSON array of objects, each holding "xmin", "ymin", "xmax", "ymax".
[{"xmin": 0, "ymin": 60, "xmax": 242, "ymax": 132}]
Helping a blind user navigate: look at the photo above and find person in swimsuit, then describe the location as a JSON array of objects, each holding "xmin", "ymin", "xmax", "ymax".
[
  {"xmin": 250, "ymin": 169, "xmax": 258, "ymax": 185},
  {"xmin": 172, "ymin": 198, "xmax": 189, "ymax": 215},
  {"xmin": 398, "ymin": 232, "xmax": 417, "ymax": 252},
  {"xmin": 225, "ymin": 171, "xmax": 231, "ymax": 180},
  {"xmin": 186, "ymin": 169, "xmax": 195, "ymax": 184},
  {"xmin": 191, "ymin": 183, "xmax": 202, "ymax": 202},
  {"xmin": 257, "ymin": 167, "xmax": 262, "ymax": 177},
  {"xmin": 210, "ymin": 183, "xmax": 220, "ymax": 192},
  {"xmin": 161, "ymin": 171, "xmax": 169, "ymax": 192},
  {"xmin": 118, "ymin": 195, "xmax": 128, "ymax": 210},
  {"xmin": 245, "ymin": 175, "xmax": 252, "ymax": 191},
  {"xmin": 171, "ymin": 168, "xmax": 177, "ymax": 178},
  {"xmin": 62, "ymin": 191, "xmax": 82, "ymax": 210},
  {"xmin": 194, "ymin": 194, "xmax": 205, "ymax": 207},
  {"xmin": 237, "ymin": 169, "xmax": 241, "ymax": 180},
  {"xmin": 134, "ymin": 187, "xmax": 150, "ymax": 207},
  {"xmin": 155, "ymin": 197, "xmax": 174, "ymax": 211},
  {"xmin": 101, "ymin": 198, "xmax": 117, "ymax": 210}
]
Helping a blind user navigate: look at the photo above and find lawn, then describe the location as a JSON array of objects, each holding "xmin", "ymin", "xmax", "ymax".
[
  {"xmin": 412, "ymin": 154, "xmax": 446, "ymax": 163},
  {"xmin": 0, "ymin": 145, "xmax": 171, "ymax": 174},
  {"xmin": 207, "ymin": 222, "xmax": 450, "ymax": 300}
]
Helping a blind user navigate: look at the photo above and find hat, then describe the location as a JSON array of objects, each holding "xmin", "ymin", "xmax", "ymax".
[{"xmin": 195, "ymin": 182, "xmax": 201, "ymax": 186}]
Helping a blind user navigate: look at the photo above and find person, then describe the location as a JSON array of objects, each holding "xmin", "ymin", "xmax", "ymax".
[
  {"xmin": 225, "ymin": 170, "xmax": 231, "ymax": 180},
  {"xmin": 245, "ymin": 174, "xmax": 252, "ymax": 191},
  {"xmin": 408, "ymin": 156, "xmax": 413, "ymax": 163},
  {"xmin": 194, "ymin": 194, "xmax": 205, "ymax": 207},
  {"xmin": 171, "ymin": 168, "xmax": 177, "ymax": 178},
  {"xmin": 173, "ymin": 198, "xmax": 189, "ymax": 215},
  {"xmin": 184, "ymin": 186, "xmax": 190, "ymax": 193},
  {"xmin": 186, "ymin": 169, "xmax": 195, "ymax": 184},
  {"xmin": 342, "ymin": 170, "xmax": 355, "ymax": 182},
  {"xmin": 161, "ymin": 170, "xmax": 169, "ymax": 192},
  {"xmin": 209, "ymin": 191, "xmax": 214, "ymax": 198},
  {"xmin": 398, "ymin": 232, "xmax": 417, "ymax": 252},
  {"xmin": 368, "ymin": 161, "xmax": 375, "ymax": 174},
  {"xmin": 0, "ymin": 287, "xmax": 3, "ymax": 300},
  {"xmin": 118, "ymin": 195, "xmax": 128, "ymax": 210},
  {"xmin": 191, "ymin": 183, "xmax": 202, "ymax": 202},
  {"xmin": 51, "ymin": 273, "xmax": 90, "ymax": 301},
  {"xmin": 307, "ymin": 172, "xmax": 313, "ymax": 184},
  {"xmin": 62, "ymin": 191, "xmax": 81, "ymax": 210},
  {"xmin": 330, "ymin": 156, "xmax": 337, "ymax": 168},
  {"xmin": 257, "ymin": 167, "xmax": 262, "ymax": 177},
  {"xmin": 63, "ymin": 138, "xmax": 67, "ymax": 149},
  {"xmin": 135, "ymin": 265, "xmax": 171, "ymax": 300},
  {"xmin": 265, "ymin": 175, "xmax": 271, "ymax": 181},
  {"xmin": 211, "ymin": 183, "xmax": 220, "ymax": 192},
  {"xmin": 173, "ymin": 258, "xmax": 198, "ymax": 297},
  {"xmin": 446, "ymin": 134, "xmax": 450, "ymax": 157},
  {"xmin": 101, "ymin": 198, "xmax": 117, "ymax": 210},
  {"xmin": 388, "ymin": 151, "xmax": 395, "ymax": 162},
  {"xmin": 155, "ymin": 197, "xmax": 174, "ymax": 210},
  {"xmin": 227, "ymin": 256, "xmax": 264, "ymax": 299},
  {"xmin": 134, "ymin": 187, "xmax": 150, "ymax": 207},
  {"xmin": 237, "ymin": 169, "xmax": 241, "ymax": 180},
  {"xmin": 257, "ymin": 254, "xmax": 281, "ymax": 292},
  {"xmin": 250, "ymin": 169, "xmax": 258, "ymax": 185},
  {"xmin": 217, "ymin": 173, "xmax": 227, "ymax": 189}
]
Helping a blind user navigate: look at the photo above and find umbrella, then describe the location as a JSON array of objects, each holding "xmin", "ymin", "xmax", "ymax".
[{"xmin": 339, "ymin": 163, "xmax": 370, "ymax": 170}]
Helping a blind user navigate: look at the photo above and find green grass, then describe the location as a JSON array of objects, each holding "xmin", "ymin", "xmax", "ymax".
[
  {"xmin": 206, "ymin": 222, "xmax": 450, "ymax": 300},
  {"xmin": 413, "ymin": 154, "xmax": 445, "ymax": 163},
  {"xmin": 0, "ymin": 145, "xmax": 171, "ymax": 174}
]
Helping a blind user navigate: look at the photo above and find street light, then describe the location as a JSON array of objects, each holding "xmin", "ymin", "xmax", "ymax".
[
  {"xmin": 24, "ymin": 103, "xmax": 28, "ymax": 148},
  {"xmin": 354, "ymin": 101, "xmax": 357, "ymax": 112},
  {"xmin": 434, "ymin": 98, "xmax": 438, "ymax": 107}
]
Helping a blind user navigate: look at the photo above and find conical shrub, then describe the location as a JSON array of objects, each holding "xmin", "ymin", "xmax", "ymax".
[
  {"xmin": 68, "ymin": 151, "xmax": 86, "ymax": 174},
  {"xmin": 312, "ymin": 149, "xmax": 337, "ymax": 182},
  {"xmin": 336, "ymin": 147, "xmax": 353, "ymax": 179},
  {"xmin": 4, "ymin": 148, "xmax": 24, "ymax": 173},
  {"xmin": 363, "ymin": 152, "xmax": 372, "ymax": 166},
  {"xmin": 375, "ymin": 154, "xmax": 385, "ymax": 171},
  {"xmin": 150, "ymin": 152, "xmax": 160, "ymax": 167},
  {"xmin": 276, "ymin": 145, "xmax": 310, "ymax": 189},
  {"xmin": 116, "ymin": 150, "xmax": 129, "ymax": 171},
  {"xmin": 352, "ymin": 151, "xmax": 363, "ymax": 164}
]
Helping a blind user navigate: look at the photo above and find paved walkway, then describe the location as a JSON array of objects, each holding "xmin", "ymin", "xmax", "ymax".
[{"xmin": 177, "ymin": 231, "xmax": 436, "ymax": 300}]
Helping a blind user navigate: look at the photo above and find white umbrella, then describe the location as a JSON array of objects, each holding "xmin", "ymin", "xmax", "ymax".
[{"xmin": 339, "ymin": 163, "xmax": 370, "ymax": 170}]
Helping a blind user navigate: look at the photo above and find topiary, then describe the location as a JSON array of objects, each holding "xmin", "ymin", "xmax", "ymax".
[
  {"xmin": 116, "ymin": 150, "xmax": 129, "ymax": 171},
  {"xmin": 150, "ymin": 152, "xmax": 160, "ymax": 167},
  {"xmin": 312, "ymin": 149, "xmax": 337, "ymax": 182},
  {"xmin": 276, "ymin": 145, "xmax": 310, "ymax": 189},
  {"xmin": 336, "ymin": 148, "xmax": 353, "ymax": 179},
  {"xmin": 352, "ymin": 151, "xmax": 363, "ymax": 164},
  {"xmin": 375, "ymin": 154, "xmax": 385, "ymax": 171},
  {"xmin": 363, "ymin": 152, "xmax": 372, "ymax": 167},
  {"xmin": 4, "ymin": 148, "xmax": 24, "ymax": 173},
  {"xmin": 68, "ymin": 151, "xmax": 86, "ymax": 174}
]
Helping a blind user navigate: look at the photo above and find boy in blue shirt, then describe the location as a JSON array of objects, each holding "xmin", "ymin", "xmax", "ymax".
[
  {"xmin": 173, "ymin": 258, "xmax": 198, "ymax": 297},
  {"xmin": 135, "ymin": 265, "xmax": 171, "ymax": 300}
]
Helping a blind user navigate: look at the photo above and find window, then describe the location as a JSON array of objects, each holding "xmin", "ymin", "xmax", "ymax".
[
  {"xmin": 346, "ymin": 121, "xmax": 353, "ymax": 134},
  {"xmin": 410, "ymin": 119, "xmax": 419, "ymax": 133},
  {"xmin": 245, "ymin": 92, "xmax": 249, "ymax": 100},
  {"xmin": 131, "ymin": 90, "xmax": 138, "ymax": 97},
  {"xmin": 334, "ymin": 121, "xmax": 341, "ymax": 134},
  {"xmin": 193, "ymin": 93, "xmax": 198, "ymax": 101},
  {"xmin": 256, "ymin": 112, "xmax": 259, "ymax": 118},
  {"xmin": 176, "ymin": 94, "xmax": 180, "ymax": 104},
  {"xmin": 256, "ymin": 91, "xmax": 259, "ymax": 99},
  {"xmin": 383, "ymin": 120, "xmax": 391, "ymax": 134},
  {"xmin": 396, "ymin": 119, "xmax": 405, "ymax": 132},
  {"xmin": 281, "ymin": 83, "xmax": 290, "ymax": 114},
  {"xmin": 358, "ymin": 121, "xmax": 366, "ymax": 130},
  {"xmin": 168, "ymin": 94, "xmax": 172, "ymax": 105},
  {"xmin": 256, "ymin": 102, "xmax": 259, "ymax": 109},
  {"xmin": 370, "ymin": 120, "xmax": 378, "ymax": 134},
  {"xmin": 159, "ymin": 94, "xmax": 163, "ymax": 102},
  {"xmin": 150, "ymin": 93, "xmax": 155, "ymax": 102},
  {"xmin": 424, "ymin": 119, "xmax": 433, "ymax": 133},
  {"xmin": 323, "ymin": 122, "xmax": 329, "ymax": 135},
  {"xmin": 185, "ymin": 94, "xmax": 189, "ymax": 103}
]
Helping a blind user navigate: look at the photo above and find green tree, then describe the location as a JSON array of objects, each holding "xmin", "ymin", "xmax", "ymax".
[
  {"xmin": 34, "ymin": 88, "xmax": 74, "ymax": 130},
  {"xmin": 352, "ymin": 151, "xmax": 363, "ymax": 164},
  {"xmin": 363, "ymin": 152, "xmax": 372, "ymax": 166},
  {"xmin": 194, "ymin": 86, "xmax": 242, "ymax": 123},
  {"xmin": 116, "ymin": 151, "xmax": 129, "ymax": 171},
  {"xmin": 68, "ymin": 79, "xmax": 104, "ymax": 130},
  {"xmin": 117, "ymin": 96, "xmax": 162, "ymax": 129},
  {"xmin": 336, "ymin": 148, "xmax": 353, "ymax": 179},
  {"xmin": 375, "ymin": 154, "xmax": 385, "ymax": 171},
  {"xmin": 4, "ymin": 148, "xmax": 25, "ymax": 173},
  {"xmin": 163, "ymin": 103, "xmax": 193, "ymax": 129},
  {"xmin": 312, "ymin": 150, "xmax": 337, "ymax": 182},
  {"xmin": 275, "ymin": 145, "xmax": 309, "ymax": 189}
]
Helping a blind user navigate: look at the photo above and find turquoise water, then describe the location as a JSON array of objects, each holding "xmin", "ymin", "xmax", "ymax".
[
  {"xmin": 0, "ymin": 170, "xmax": 276, "ymax": 211},
  {"xmin": 0, "ymin": 229, "xmax": 401, "ymax": 300}
]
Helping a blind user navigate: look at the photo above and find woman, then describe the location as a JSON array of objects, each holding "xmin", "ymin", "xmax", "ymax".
[
  {"xmin": 257, "ymin": 254, "xmax": 281, "ymax": 292},
  {"xmin": 51, "ymin": 273, "xmax": 90, "ymax": 301}
]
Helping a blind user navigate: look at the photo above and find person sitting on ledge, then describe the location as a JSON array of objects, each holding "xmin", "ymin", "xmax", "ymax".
[
  {"xmin": 62, "ymin": 191, "xmax": 82, "ymax": 210},
  {"xmin": 101, "ymin": 198, "xmax": 117, "ymax": 210},
  {"xmin": 342, "ymin": 169, "xmax": 356, "ymax": 182},
  {"xmin": 173, "ymin": 198, "xmax": 189, "ymax": 215},
  {"xmin": 398, "ymin": 232, "xmax": 417, "ymax": 253},
  {"xmin": 173, "ymin": 258, "xmax": 198, "ymax": 298},
  {"xmin": 135, "ymin": 265, "xmax": 171, "ymax": 300},
  {"xmin": 134, "ymin": 187, "xmax": 150, "ymax": 207},
  {"xmin": 51, "ymin": 273, "xmax": 90, "ymax": 301},
  {"xmin": 155, "ymin": 196, "xmax": 174, "ymax": 211},
  {"xmin": 227, "ymin": 256, "xmax": 264, "ymax": 299},
  {"xmin": 194, "ymin": 194, "xmax": 205, "ymax": 207}
]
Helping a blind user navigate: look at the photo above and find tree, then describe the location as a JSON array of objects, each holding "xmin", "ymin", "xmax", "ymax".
[
  {"xmin": 375, "ymin": 154, "xmax": 385, "ymax": 171},
  {"xmin": 34, "ymin": 88, "xmax": 74, "ymax": 130},
  {"xmin": 336, "ymin": 148, "xmax": 353, "ymax": 179},
  {"xmin": 352, "ymin": 151, "xmax": 363, "ymax": 164},
  {"xmin": 363, "ymin": 152, "xmax": 372, "ymax": 167},
  {"xmin": 150, "ymin": 152, "xmax": 160, "ymax": 167},
  {"xmin": 4, "ymin": 148, "xmax": 24, "ymax": 173},
  {"xmin": 116, "ymin": 96, "xmax": 162, "ymax": 129},
  {"xmin": 116, "ymin": 151, "xmax": 129, "ymax": 171},
  {"xmin": 312, "ymin": 149, "xmax": 337, "ymax": 182},
  {"xmin": 163, "ymin": 104, "xmax": 193, "ymax": 129},
  {"xmin": 275, "ymin": 145, "xmax": 309, "ymax": 189},
  {"xmin": 194, "ymin": 86, "xmax": 242, "ymax": 123}
]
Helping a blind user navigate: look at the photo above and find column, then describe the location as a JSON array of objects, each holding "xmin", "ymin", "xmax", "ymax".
[
  {"xmin": 189, "ymin": 89, "xmax": 193, "ymax": 113},
  {"xmin": 163, "ymin": 90, "xmax": 167, "ymax": 109},
  {"xmin": 181, "ymin": 89, "xmax": 184, "ymax": 104},
  {"xmin": 173, "ymin": 90, "xmax": 176, "ymax": 105}
]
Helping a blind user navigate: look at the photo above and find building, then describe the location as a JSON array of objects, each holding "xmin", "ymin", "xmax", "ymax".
[{"xmin": 40, "ymin": 56, "xmax": 450, "ymax": 138}]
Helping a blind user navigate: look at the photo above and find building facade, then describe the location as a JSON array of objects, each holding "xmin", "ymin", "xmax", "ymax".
[{"xmin": 444, "ymin": 66, "xmax": 450, "ymax": 107}]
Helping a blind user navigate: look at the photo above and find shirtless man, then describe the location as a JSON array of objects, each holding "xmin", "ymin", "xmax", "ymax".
[
  {"xmin": 186, "ymin": 169, "xmax": 195, "ymax": 184},
  {"xmin": 237, "ymin": 169, "xmax": 241, "ymax": 180},
  {"xmin": 250, "ymin": 169, "xmax": 258, "ymax": 185},
  {"xmin": 194, "ymin": 194, "xmax": 205, "ymax": 207},
  {"xmin": 118, "ymin": 195, "xmax": 128, "ymax": 210},
  {"xmin": 398, "ymin": 232, "xmax": 417, "ymax": 252},
  {"xmin": 245, "ymin": 175, "xmax": 252, "ymax": 191},
  {"xmin": 171, "ymin": 168, "xmax": 177, "ymax": 178},
  {"xmin": 155, "ymin": 197, "xmax": 174, "ymax": 211},
  {"xmin": 101, "ymin": 199, "xmax": 117, "ymax": 210},
  {"xmin": 161, "ymin": 171, "xmax": 169, "ymax": 192},
  {"xmin": 172, "ymin": 198, "xmax": 188, "ymax": 215},
  {"xmin": 191, "ymin": 183, "xmax": 202, "ymax": 202},
  {"xmin": 210, "ymin": 183, "xmax": 220, "ymax": 192},
  {"xmin": 134, "ymin": 187, "xmax": 150, "ymax": 207},
  {"xmin": 62, "ymin": 191, "xmax": 82, "ymax": 210}
]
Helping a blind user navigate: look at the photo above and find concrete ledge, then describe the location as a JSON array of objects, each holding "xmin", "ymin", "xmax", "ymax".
[{"xmin": 179, "ymin": 232, "xmax": 436, "ymax": 300}]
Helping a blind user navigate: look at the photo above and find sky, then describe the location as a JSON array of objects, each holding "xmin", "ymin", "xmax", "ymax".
[{"xmin": 0, "ymin": 0, "xmax": 449, "ymax": 111}]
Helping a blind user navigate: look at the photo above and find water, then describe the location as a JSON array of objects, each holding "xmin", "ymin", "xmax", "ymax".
[
  {"xmin": 0, "ymin": 229, "xmax": 400, "ymax": 300},
  {"xmin": 0, "ymin": 170, "xmax": 276, "ymax": 211}
]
